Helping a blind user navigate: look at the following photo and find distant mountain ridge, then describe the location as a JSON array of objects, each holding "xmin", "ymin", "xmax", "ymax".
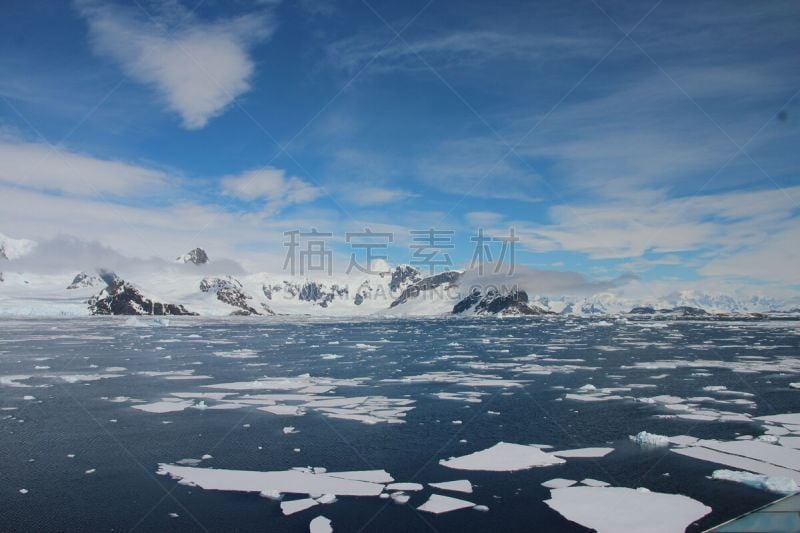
[{"xmin": 0, "ymin": 232, "xmax": 798, "ymax": 317}]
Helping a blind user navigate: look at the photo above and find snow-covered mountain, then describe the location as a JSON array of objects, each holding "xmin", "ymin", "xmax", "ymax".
[
  {"xmin": 0, "ymin": 232, "xmax": 798, "ymax": 317},
  {"xmin": 0, "ymin": 232, "xmax": 37, "ymax": 261}
]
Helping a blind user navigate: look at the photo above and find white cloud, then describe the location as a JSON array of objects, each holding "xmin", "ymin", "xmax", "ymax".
[
  {"xmin": 508, "ymin": 185, "xmax": 800, "ymax": 287},
  {"xmin": 344, "ymin": 186, "xmax": 416, "ymax": 206},
  {"xmin": 0, "ymin": 140, "xmax": 168, "ymax": 197},
  {"xmin": 221, "ymin": 167, "xmax": 322, "ymax": 214},
  {"xmin": 76, "ymin": 0, "xmax": 274, "ymax": 129},
  {"xmin": 702, "ymin": 224, "xmax": 800, "ymax": 285}
]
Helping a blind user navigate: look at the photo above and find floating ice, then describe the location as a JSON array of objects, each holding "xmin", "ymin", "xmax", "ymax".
[
  {"xmin": 757, "ymin": 413, "xmax": 800, "ymax": 426},
  {"xmin": 133, "ymin": 399, "xmax": 194, "ymax": 413},
  {"xmin": 712, "ymin": 469, "xmax": 798, "ymax": 494},
  {"xmin": 541, "ymin": 478, "xmax": 577, "ymax": 489},
  {"xmin": 310, "ymin": 515, "xmax": 332, "ymax": 533},
  {"xmin": 552, "ymin": 447, "xmax": 613, "ymax": 458},
  {"xmin": 281, "ymin": 498, "xmax": 318, "ymax": 515},
  {"xmin": 629, "ymin": 431, "xmax": 670, "ymax": 447},
  {"xmin": 428, "ymin": 480, "xmax": 473, "ymax": 493},
  {"xmin": 157, "ymin": 464, "xmax": 390, "ymax": 496},
  {"xmin": 545, "ymin": 486, "xmax": 711, "ymax": 533},
  {"xmin": 386, "ymin": 483, "xmax": 423, "ymax": 491},
  {"xmin": 580, "ymin": 478, "xmax": 609, "ymax": 487},
  {"xmin": 440, "ymin": 442, "xmax": 565, "ymax": 472},
  {"xmin": 417, "ymin": 494, "xmax": 476, "ymax": 514},
  {"xmin": 390, "ymin": 492, "xmax": 410, "ymax": 504}
]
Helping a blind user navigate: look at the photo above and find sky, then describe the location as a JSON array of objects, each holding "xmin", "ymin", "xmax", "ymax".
[{"xmin": 0, "ymin": 0, "xmax": 798, "ymax": 295}]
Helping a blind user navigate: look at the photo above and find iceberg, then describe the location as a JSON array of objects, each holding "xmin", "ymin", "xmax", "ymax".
[{"xmin": 629, "ymin": 431, "xmax": 670, "ymax": 447}]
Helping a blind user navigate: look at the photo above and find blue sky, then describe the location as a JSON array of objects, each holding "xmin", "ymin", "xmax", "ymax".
[{"xmin": 0, "ymin": 0, "xmax": 798, "ymax": 293}]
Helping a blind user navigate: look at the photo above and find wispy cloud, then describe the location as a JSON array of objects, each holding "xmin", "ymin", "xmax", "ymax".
[
  {"xmin": 221, "ymin": 167, "xmax": 322, "ymax": 214},
  {"xmin": 0, "ymin": 140, "xmax": 169, "ymax": 197},
  {"xmin": 328, "ymin": 29, "xmax": 605, "ymax": 73},
  {"xmin": 75, "ymin": 0, "xmax": 275, "ymax": 129},
  {"xmin": 343, "ymin": 186, "xmax": 416, "ymax": 206}
]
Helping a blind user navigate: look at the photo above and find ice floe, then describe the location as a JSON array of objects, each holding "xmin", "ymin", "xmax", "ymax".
[
  {"xmin": 309, "ymin": 515, "xmax": 332, "ymax": 533},
  {"xmin": 541, "ymin": 478, "xmax": 577, "ymax": 489},
  {"xmin": 545, "ymin": 486, "xmax": 711, "ymax": 533},
  {"xmin": 428, "ymin": 480, "xmax": 473, "ymax": 493},
  {"xmin": 157, "ymin": 464, "xmax": 390, "ymax": 496},
  {"xmin": 417, "ymin": 494, "xmax": 476, "ymax": 514},
  {"xmin": 440, "ymin": 442, "xmax": 565, "ymax": 472},
  {"xmin": 711, "ymin": 469, "xmax": 798, "ymax": 494},
  {"xmin": 552, "ymin": 447, "xmax": 614, "ymax": 458},
  {"xmin": 281, "ymin": 498, "xmax": 318, "ymax": 515}
]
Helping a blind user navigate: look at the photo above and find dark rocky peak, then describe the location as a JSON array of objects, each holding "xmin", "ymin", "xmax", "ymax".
[
  {"xmin": 390, "ymin": 271, "xmax": 462, "ymax": 308},
  {"xmin": 453, "ymin": 287, "xmax": 553, "ymax": 316},
  {"xmin": 669, "ymin": 306, "xmax": 708, "ymax": 316},
  {"xmin": 629, "ymin": 306, "xmax": 657, "ymax": 314},
  {"xmin": 177, "ymin": 248, "xmax": 209, "ymax": 265},
  {"xmin": 388, "ymin": 265, "xmax": 422, "ymax": 292},
  {"xmin": 89, "ymin": 278, "xmax": 195, "ymax": 316},
  {"xmin": 200, "ymin": 276, "xmax": 262, "ymax": 316}
]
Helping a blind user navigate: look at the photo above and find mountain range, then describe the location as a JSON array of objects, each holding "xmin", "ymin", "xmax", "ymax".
[{"xmin": 1, "ymin": 232, "xmax": 798, "ymax": 317}]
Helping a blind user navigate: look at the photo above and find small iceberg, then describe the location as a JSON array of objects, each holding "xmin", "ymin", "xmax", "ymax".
[{"xmin": 629, "ymin": 431, "xmax": 670, "ymax": 447}]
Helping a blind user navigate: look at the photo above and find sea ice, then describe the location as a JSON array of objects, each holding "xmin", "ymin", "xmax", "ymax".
[
  {"xmin": 712, "ymin": 469, "xmax": 798, "ymax": 494},
  {"xmin": 417, "ymin": 494, "xmax": 476, "ymax": 514},
  {"xmin": 440, "ymin": 442, "xmax": 565, "ymax": 471},
  {"xmin": 579, "ymin": 478, "xmax": 609, "ymax": 487},
  {"xmin": 133, "ymin": 399, "xmax": 194, "ymax": 413},
  {"xmin": 541, "ymin": 478, "xmax": 577, "ymax": 489},
  {"xmin": 552, "ymin": 447, "xmax": 613, "ymax": 458},
  {"xmin": 428, "ymin": 480, "xmax": 473, "ymax": 493},
  {"xmin": 281, "ymin": 498, "xmax": 318, "ymax": 515},
  {"xmin": 545, "ymin": 486, "xmax": 711, "ymax": 533},
  {"xmin": 390, "ymin": 492, "xmax": 410, "ymax": 504},
  {"xmin": 386, "ymin": 483, "xmax": 423, "ymax": 491},
  {"xmin": 157, "ymin": 464, "xmax": 389, "ymax": 496},
  {"xmin": 310, "ymin": 515, "xmax": 333, "ymax": 533},
  {"xmin": 629, "ymin": 431, "xmax": 670, "ymax": 447}
]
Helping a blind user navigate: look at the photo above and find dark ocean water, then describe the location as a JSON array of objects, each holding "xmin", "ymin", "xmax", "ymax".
[{"xmin": 1, "ymin": 316, "xmax": 799, "ymax": 532}]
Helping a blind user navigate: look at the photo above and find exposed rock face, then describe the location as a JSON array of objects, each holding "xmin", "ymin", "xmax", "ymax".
[
  {"xmin": 177, "ymin": 248, "xmax": 209, "ymax": 265},
  {"xmin": 89, "ymin": 280, "xmax": 195, "ymax": 315},
  {"xmin": 201, "ymin": 276, "xmax": 267, "ymax": 316},
  {"xmin": 388, "ymin": 265, "xmax": 422, "ymax": 292},
  {"xmin": 67, "ymin": 272, "xmax": 102, "ymax": 290},
  {"xmin": 628, "ymin": 305, "xmax": 709, "ymax": 316},
  {"xmin": 670, "ymin": 306, "xmax": 708, "ymax": 316},
  {"xmin": 0, "ymin": 272, "xmax": 4, "ymax": 283},
  {"xmin": 262, "ymin": 281, "xmax": 349, "ymax": 308},
  {"xmin": 453, "ymin": 287, "xmax": 553, "ymax": 315},
  {"xmin": 390, "ymin": 271, "xmax": 462, "ymax": 308}
]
